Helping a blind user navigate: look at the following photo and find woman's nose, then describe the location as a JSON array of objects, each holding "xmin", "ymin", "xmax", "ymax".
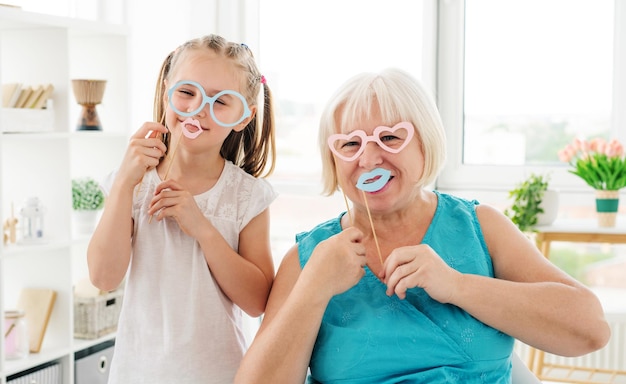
[{"xmin": 358, "ymin": 142, "xmax": 383, "ymax": 168}]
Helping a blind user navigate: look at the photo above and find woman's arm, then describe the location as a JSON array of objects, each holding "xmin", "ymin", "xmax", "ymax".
[
  {"xmin": 235, "ymin": 247, "xmax": 320, "ymax": 384},
  {"xmin": 235, "ymin": 227, "xmax": 367, "ymax": 384},
  {"xmin": 452, "ymin": 204, "xmax": 610, "ymax": 356}
]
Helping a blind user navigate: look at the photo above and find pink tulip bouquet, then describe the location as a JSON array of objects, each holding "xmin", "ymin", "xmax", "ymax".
[{"xmin": 558, "ymin": 137, "xmax": 626, "ymax": 191}]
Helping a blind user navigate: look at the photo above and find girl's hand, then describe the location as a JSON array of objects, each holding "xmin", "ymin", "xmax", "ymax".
[
  {"xmin": 302, "ymin": 227, "xmax": 367, "ymax": 299},
  {"xmin": 381, "ymin": 244, "xmax": 462, "ymax": 303},
  {"xmin": 117, "ymin": 123, "xmax": 168, "ymax": 188},
  {"xmin": 148, "ymin": 179, "xmax": 209, "ymax": 237}
]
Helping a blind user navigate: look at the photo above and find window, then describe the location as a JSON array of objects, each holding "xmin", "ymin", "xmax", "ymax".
[
  {"xmin": 436, "ymin": 0, "xmax": 626, "ymax": 290},
  {"xmin": 437, "ymin": 0, "xmax": 623, "ymax": 192}
]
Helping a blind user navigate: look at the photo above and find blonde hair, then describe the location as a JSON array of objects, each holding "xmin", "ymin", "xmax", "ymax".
[
  {"xmin": 318, "ymin": 68, "xmax": 446, "ymax": 195},
  {"xmin": 154, "ymin": 34, "xmax": 275, "ymax": 178}
]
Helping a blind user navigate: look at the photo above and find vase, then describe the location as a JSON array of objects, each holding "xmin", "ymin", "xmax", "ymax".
[
  {"xmin": 595, "ymin": 190, "xmax": 619, "ymax": 227},
  {"xmin": 72, "ymin": 210, "xmax": 101, "ymax": 237},
  {"xmin": 536, "ymin": 189, "xmax": 559, "ymax": 226}
]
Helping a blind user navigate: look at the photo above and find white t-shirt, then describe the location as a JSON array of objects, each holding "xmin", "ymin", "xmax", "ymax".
[{"xmin": 105, "ymin": 161, "xmax": 277, "ymax": 384}]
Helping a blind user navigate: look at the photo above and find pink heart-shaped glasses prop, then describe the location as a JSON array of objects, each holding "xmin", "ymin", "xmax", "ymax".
[{"xmin": 327, "ymin": 121, "xmax": 415, "ymax": 162}]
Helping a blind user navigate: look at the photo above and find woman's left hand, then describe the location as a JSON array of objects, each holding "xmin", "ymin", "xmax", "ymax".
[
  {"xmin": 381, "ymin": 244, "xmax": 462, "ymax": 303},
  {"xmin": 148, "ymin": 179, "xmax": 208, "ymax": 237}
]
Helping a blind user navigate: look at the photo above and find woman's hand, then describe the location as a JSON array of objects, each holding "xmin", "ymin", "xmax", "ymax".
[
  {"xmin": 148, "ymin": 179, "xmax": 210, "ymax": 238},
  {"xmin": 302, "ymin": 227, "xmax": 367, "ymax": 299},
  {"xmin": 381, "ymin": 244, "xmax": 462, "ymax": 303},
  {"xmin": 117, "ymin": 123, "xmax": 168, "ymax": 188}
]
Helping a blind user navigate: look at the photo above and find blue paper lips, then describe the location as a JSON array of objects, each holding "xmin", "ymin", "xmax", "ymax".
[{"xmin": 356, "ymin": 168, "xmax": 392, "ymax": 192}]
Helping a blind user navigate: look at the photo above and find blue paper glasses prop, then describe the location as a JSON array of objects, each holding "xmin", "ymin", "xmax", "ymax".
[{"xmin": 167, "ymin": 80, "xmax": 251, "ymax": 128}]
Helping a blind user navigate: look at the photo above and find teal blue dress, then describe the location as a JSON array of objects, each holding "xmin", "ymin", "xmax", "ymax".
[{"xmin": 298, "ymin": 191, "xmax": 513, "ymax": 383}]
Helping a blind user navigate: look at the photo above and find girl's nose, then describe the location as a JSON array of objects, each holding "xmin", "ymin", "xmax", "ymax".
[
  {"xmin": 358, "ymin": 142, "xmax": 383, "ymax": 169},
  {"xmin": 192, "ymin": 103, "xmax": 208, "ymax": 116}
]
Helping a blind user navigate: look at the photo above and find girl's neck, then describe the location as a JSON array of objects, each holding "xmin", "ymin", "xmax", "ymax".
[{"xmin": 157, "ymin": 152, "xmax": 226, "ymax": 194}]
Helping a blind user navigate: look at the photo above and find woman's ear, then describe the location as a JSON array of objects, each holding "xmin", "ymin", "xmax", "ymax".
[{"xmin": 233, "ymin": 105, "xmax": 257, "ymax": 132}]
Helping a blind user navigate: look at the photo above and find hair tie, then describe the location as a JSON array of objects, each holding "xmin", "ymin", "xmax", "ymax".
[{"xmin": 260, "ymin": 75, "xmax": 267, "ymax": 85}]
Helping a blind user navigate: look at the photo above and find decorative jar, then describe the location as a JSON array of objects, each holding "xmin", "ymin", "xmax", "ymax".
[
  {"xmin": 4, "ymin": 310, "xmax": 29, "ymax": 359},
  {"xmin": 19, "ymin": 196, "xmax": 46, "ymax": 244}
]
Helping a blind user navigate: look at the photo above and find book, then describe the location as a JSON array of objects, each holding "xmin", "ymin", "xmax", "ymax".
[
  {"xmin": 23, "ymin": 84, "xmax": 44, "ymax": 109},
  {"xmin": 16, "ymin": 288, "xmax": 57, "ymax": 353},
  {"xmin": 14, "ymin": 86, "xmax": 33, "ymax": 108},
  {"xmin": 1, "ymin": 82, "xmax": 22, "ymax": 108},
  {"xmin": 31, "ymin": 83, "xmax": 55, "ymax": 109}
]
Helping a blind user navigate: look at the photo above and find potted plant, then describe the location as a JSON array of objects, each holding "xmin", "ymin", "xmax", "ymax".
[
  {"xmin": 505, "ymin": 173, "xmax": 557, "ymax": 233},
  {"xmin": 558, "ymin": 137, "xmax": 626, "ymax": 227},
  {"xmin": 71, "ymin": 177, "xmax": 105, "ymax": 236}
]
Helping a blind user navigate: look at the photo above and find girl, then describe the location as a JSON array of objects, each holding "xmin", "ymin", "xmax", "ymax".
[{"xmin": 87, "ymin": 34, "xmax": 277, "ymax": 383}]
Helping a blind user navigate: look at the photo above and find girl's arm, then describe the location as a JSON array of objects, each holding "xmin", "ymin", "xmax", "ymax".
[
  {"xmin": 197, "ymin": 208, "xmax": 275, "ymax": 317},
  {"xmin": 86, "ymin": 176, "xmax": 134, "ymax": 291},
  {"xmin": 87, "ymin": 123, "xmax": 168, "ymax": 291}
]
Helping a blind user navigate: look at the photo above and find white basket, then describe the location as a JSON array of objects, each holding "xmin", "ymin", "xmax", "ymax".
[{"xmin": 74, "ymin": 289, "xmax": 123, "ymax": 339}]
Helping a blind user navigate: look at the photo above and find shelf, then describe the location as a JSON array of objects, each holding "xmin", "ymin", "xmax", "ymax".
[
  {"xmin": 1, "ymin": 241, "xmax": 71, "ymax": 259},
  {"xmin": 1, "ymin": 6, "xmax": 128, "ymax": 383},
  {"xmin": 3, "ymin": 345, "xmax": 71, "ymax": 377},
  {"xmin": 73, "ymin": 333, "xmax": 116, "ymax": 353}
]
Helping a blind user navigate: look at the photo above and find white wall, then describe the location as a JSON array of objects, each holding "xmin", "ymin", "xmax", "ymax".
[{"xmin": 125, "ymin": 0, "xmax": 260, "ymax": 133}]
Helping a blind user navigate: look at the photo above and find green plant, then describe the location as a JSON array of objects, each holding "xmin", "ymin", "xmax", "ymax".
[
  {"xmin": 72, "ymin": 177, "xmax": 105, "ymax": 210},
  {"xmin": 504, "ymin": 173, "xmax": 549, "ymax": 232}
]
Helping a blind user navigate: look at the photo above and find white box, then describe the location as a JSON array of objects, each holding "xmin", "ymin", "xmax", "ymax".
[
  {"xmin": 75, "ymin": 339, "xmax": 115, "ymax": 384},
  {"xmin": 0, "ymin": 105, "xmax": 54, "ymax": 133}
]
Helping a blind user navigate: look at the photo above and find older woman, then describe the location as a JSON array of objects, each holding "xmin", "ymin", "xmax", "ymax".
[{"xmin": 235, "ymin": 68, "xmax": 610, "ymax": 383}]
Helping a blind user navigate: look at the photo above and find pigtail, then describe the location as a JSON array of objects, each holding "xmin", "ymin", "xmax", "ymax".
[
  {"xmin": 256, "ymin": 83, "xmax": 276, "ymax": 177},
  {"xmin": 153, "ymin": 50, "xmax": 174, "ymax": 160}
]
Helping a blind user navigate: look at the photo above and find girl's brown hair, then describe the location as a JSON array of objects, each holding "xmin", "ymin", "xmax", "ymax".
[{"xmin": 153, "ymin": 34, "xmax": 276, "ymax": 178}]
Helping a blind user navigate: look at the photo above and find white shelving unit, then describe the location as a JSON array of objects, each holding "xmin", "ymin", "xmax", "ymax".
[{"xmin": 0, "ymin": 7, "xmax": 129, "ymax": 384}]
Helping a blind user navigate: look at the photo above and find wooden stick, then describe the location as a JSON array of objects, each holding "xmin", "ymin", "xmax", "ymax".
[
  {"xmin": 148, "ymin": 128, "xmax": 183, "ymax": 223},
  {"xmin": 162, "ymin": 128, "xmax": 183, "ymax": 180},
  {"xmin": 332, "ymin": 156, "xmax": 353, "ymax": 226},
  {"xmin": 361, "ymin": 189, "xmax": 383, "ymax": 266},
  {"xmin": 341, "ymin": 190, "xmax": 353, "ymax": 227},
  {"xmin": 137, "ymin": 115, "xmax": 167, "ymax": 198},
  {"xmin": 4, "ymin": 321, "xmax": 16, "ymax": 339}
]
